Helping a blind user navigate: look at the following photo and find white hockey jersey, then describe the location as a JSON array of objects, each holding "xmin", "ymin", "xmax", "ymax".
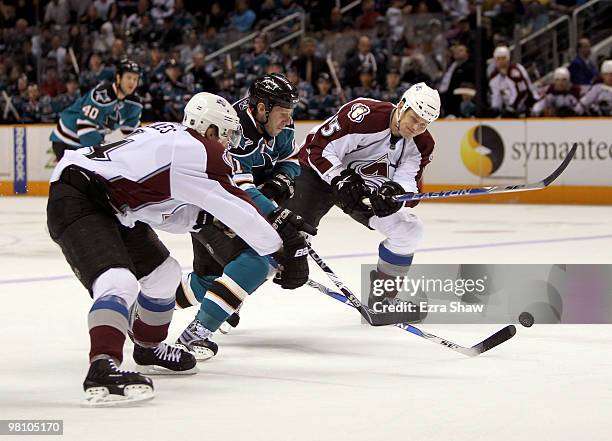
[
  {"xmin": 579, "ymin": 82, "xmax": 612, "ymax": 116},
  {"xmin": 299, "ymin": 98, "xmax": 435, "ymax": 206},
  {"xmin": 488, "ymin": 63, "xmax": 539, "ymax": 114},
  {"xmin": 50, "ymin": 122, "xmax": 282, "ymax": 256}
]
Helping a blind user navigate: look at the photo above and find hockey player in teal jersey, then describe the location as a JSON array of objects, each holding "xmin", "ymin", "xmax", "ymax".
[
  {"xmin": 173, "ymin": 74, "xmax": 312, "ymax": 360},
  {"xmin": 50, "ymin": 59, "xmax": 143, "ymax": 160}
]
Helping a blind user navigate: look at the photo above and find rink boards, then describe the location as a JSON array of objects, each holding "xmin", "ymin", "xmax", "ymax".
[{"xmin": 1, "ymin": 118, "xmax": 611, "ymax": 204}]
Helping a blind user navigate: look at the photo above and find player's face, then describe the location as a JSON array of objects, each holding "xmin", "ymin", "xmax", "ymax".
[
  {"xmin": 603, "ymin": 72, "xmax": 612, "ymax": 86},
  {"xmin": 204, "ymin": 125, "xmax": 229, "ymax": 148},
  {"xmin": 398, "ymin": 109, "xmax": 429, "ymax": 138},
  {"xmin": 119, "ymin": 72, "xmax": 139, "ymax": 96},
  {"xmin": 264, "ymin": 106, "xmax": 293, "ymax": 137}
]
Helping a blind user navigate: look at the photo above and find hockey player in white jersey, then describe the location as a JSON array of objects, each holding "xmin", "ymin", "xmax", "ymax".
[
  {"xmin": 46, "ymin": 92, "xmax": 312, "ymax": 406},
  {"xmin": 488, "ymin": 46, "xmax": 540, "ymax": 117},
  {"xmin": 284, "ymin": 82, "xmax": 440, "ymax": 314},
  {"xmin": 579, "ymin": 59, "xmax": 612, "ymax": 116}
]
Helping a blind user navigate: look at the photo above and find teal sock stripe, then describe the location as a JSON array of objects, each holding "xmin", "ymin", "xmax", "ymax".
[
  {"xmin": 224, "ymin": 250, "xmax": 269, "ymax": 292},
  {"xmin": 196, "ymin": 299, "xmax": 228, "ymax": 331}
]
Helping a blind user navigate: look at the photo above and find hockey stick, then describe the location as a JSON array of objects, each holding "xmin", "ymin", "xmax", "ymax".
[
  {"xmin": 385, "ymin": 143, "xmax": 578, "ymax": 203},
  {"xmin": 306, "ymin": 278, "xmax": 516, "ymax": 357},
  {"xmin": 307, "ymin": 246, "xmax": 420, "ymax": 326},
  {"xmin": 326, "ymin": 53, "xmax": 347, "ymax": 104}
]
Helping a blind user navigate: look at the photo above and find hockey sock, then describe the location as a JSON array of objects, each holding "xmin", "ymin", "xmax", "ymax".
[
  {"xmin": 88, "ymin": 295, "xmax": 129, "ymax": 363},
  {"xmin": 131, "ymin": 292, "xmax": 175, "ymax": 345},
  {"xmin": 175, "ymin": 273, "xmax": 216, "ymax": 308},
  {"xmin": 377, "ymin": 243, "xmax": 414, "ymax": 298},
  {"xmin": 196, "ymin": 251, "xmax": 268, "ymax": 332}
]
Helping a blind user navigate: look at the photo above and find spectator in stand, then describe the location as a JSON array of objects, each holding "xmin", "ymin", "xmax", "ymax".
[
  {"xmin": 438, "ymin": 44, "xmax": 475, "ymax": 116},
  {"xmin": 355, "ymin": 0, "xmax": 380, "ymax": 30},
  {"xmin": 579, "ymin": 60, "xmax": 612, "ymax": 116},
  {"xmin": 568, "ymin": 38, "xmax": 598, "ymax": 87},
  {"xmin": 266, "ymin": 57, "xmax": 284, "ymax": 74},
  {"xmin": 206, "ymin": 2, "xmax": 227, "ymax": 30},
  {"xmin": 290, "ymin": 37, "xmax": 329, "ymax": 88},
  {"xmin": 286, "ymin": 68, "xmax": 313, "ymax": 120},
  {"xmin": 151, "ymin": 58, "xmax": 190, "ymax": 121},
  {"xmin": 532, "ymin": 67, "xmax": 581, "ymax": 117},
  {"xmin": 18, "ymin": 83, "xmax": 55, "ymax": 123},
  {"xmin": 217, "ymin": 74, "xmax": 241, "ymax": 105},
  {"xmin": 52, "ymin": 74, "xmax": 81, "ymax": 113},
  {"xmin": 454, "ymin": 82, "xmax": 477, "ymax": 118},
  {"xmin": 41, "ymin": 66, "xmax": 66, "ymax": 98},
  {"xmin": 174, "ymin": 0, "xmax": 195, "ymax": 29},
  {"xmin": 380, "ymin": 68, "xmax": 406, "ymax": 103},
  {"xmin": 85, "ymin": 53, "xmax": 115, "ymax": 89},
  {"xmin": 184, "ymin": 51, "xmax": 218, "ymax": 94},
  {"xmin": 488, "ymin": 45, "xmax": 539, "ymax": 117},
  {"xmin": 442, "ymin": 0, "xmax": 469, "ymax": 20},
  {"xmin": 44, "ymin": 0, "xmax": 70, "ymax": 26},
  {"xmin": 81, "ymin": 4, "xmax": 104, "ymax": 33},
  {"xmin": 350, "ymin": 65, "xmax": 380, "ymax": 100},
  {"xmin": 67, "ymin": 0, "xmax": 92, "ymax": 21},
  {"xmin": 230, "ymin": 0, "xmax": 256, "ymax": 33},
  {"xmin": 93, "ymin": 0, "xmax": 117, "ymax": 21},
  {"xmin": 401, "ymin": 54, "xmax": 432, "ymax": 86},
  {"xmin": 126, "ymin": 0, "xmax": 150, "ymax": 37},
  {"xmin": 108, "ymin": 38, "xmax": 126, "ymax": 66},
  {"xmin": 150, "ymin": 0, "xmax": 174, "ymax": 25},
  {"xmin": 180, "ymin": 30, "xmax": 204, "ymax": 66},
  {"xmin": 308, "ymin": 72, "xmax": 339, "ymax": 120},
  {"xmin": 47, "ymin": 35, "xmax": 67, "ymax": 74},
  {"xmin": 159, "ymin": 16, "xmax": 182, "ymax": 51},
  {"xmin": 344, "ymin": 35, "xmax": 377, "ymax": 88},
  {"xmin": 236, "ymin": 34, "xmax": 274, "ymax": 87}
]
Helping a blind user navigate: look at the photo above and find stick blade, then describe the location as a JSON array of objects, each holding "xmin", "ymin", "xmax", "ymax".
[
  {"xmin": 541, "ymin": 143, "xmax": 577, "ymax": 187},
  {"xmin": 466, "ymin": 325, "xmax": 517, "ymax": 356}
]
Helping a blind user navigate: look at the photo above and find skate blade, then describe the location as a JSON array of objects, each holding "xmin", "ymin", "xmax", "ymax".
[
  {"xmin": 175, "ymin": 343, "xmax": 215, "ymax": 361},
  {"xmin": 218, "ymin": 322, "xmax": 232, "ymax": 334},
  {"xmin": 81, "ymin": 385, "xmax": 154, "ymax": 408},
  {"xmin": 135, "ymin": 364, "xmax": 199, "ymax": 376}
]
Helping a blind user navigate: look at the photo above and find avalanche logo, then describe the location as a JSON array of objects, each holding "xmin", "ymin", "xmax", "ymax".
[
  {"xmin": 347, "ymin": 103, "xmax": 370, "ymax": 123},
  {"xmin": 460, "ymin": 125, "xmax": 504, "ymax": 177},
  {"xmin": 349, "ymin": 154, "xmax": 390, "ymax": 188}
]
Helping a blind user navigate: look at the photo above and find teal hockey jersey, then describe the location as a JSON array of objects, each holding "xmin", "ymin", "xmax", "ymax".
[{"xmin": 50, "ymin": 82, "xmax": 142, "ymax": 148}]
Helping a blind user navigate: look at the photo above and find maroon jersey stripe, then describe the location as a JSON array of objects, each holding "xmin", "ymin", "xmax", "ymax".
[{"xmin": 302, "ymin": 99, "xmax": 394, "ymax": 174}]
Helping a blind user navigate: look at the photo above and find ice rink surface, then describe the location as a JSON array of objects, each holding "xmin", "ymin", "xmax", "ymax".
[{"xmin": 1, "ymin": 197, "xmax": 611, "ymax": 441}]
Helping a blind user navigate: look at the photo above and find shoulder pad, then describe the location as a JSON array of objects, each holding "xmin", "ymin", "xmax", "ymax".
[{"xmin": 91, "ymin": 82, "xmax": 117, "ymax": 105}]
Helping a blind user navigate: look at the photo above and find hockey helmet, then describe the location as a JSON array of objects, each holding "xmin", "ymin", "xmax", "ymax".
[
  {"xmin": 183, "ymin": 92, "xmax": 242, "ymax": 148},
  {"xmin": 116, "ymin": 58, "xmax": 141, "ymax": 77},
  {"xmin": 248, "ymin": 73, "xmax": 299, "ymax": 112},
  {"xmin": 397, "ymin": 82, "xmax": 441, "ymax": 124}
]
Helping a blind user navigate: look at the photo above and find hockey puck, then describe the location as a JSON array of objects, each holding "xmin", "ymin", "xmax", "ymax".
[{"xmin": 519, "ymin": 311, "xmax": 534, "ymax": 328}]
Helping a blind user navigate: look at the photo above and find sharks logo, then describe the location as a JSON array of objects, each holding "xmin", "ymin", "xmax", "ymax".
[
  {"xmin": 261, "ymin": 78, "xmax": 282, "ymax": 91},
  {"xmin": 348, "ymin": 154, "xmax": 391, "ymax": 188},
  {"xmin": 93, "ymin": 88, "xmax": 112, "ymax": 104}
]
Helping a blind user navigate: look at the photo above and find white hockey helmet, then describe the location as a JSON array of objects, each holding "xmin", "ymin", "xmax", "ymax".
[
  {"xmin": 601, "ymin": 60, "xmax": 612, "ymax": 74},
  {"xmin": 397, "ymin": 82, "xmax": 441, "ymax": 124},
  {"xmin": 183, "ymin": 92, "xmax": 242, "ymax": 147}
]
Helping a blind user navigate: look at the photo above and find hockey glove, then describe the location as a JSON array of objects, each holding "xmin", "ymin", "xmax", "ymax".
[
  {"xmin": 330, "ymin": 168, "xmax": 372, "ymax": 215},
  {"xmin": 268, "ymin": 208, "xmax": 316, "ymax": 289},
  {"xmin": 260, "ymin": 172, "xmax": 295, "ymax": 204},
  {"xmin": 370, "ymin": 181, "xmax": 407, "ymax": 218}
]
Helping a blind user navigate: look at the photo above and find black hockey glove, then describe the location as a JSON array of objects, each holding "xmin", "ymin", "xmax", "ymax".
[
  {"xmin": 330, "ymin": 168, "xmax": 372, "ymax": 215},
  {"xmin": 268, "ymin": 208, "xmax": 317, "ymax": 289},
  {"xmin": 260, "ymin": 172, "xmax": 295, "ymax": 204},
  {"xmin": 370, "ymin": 181, "xmax": 407, "ymax": 218}
]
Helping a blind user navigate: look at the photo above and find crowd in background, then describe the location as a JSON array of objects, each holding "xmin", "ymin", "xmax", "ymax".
[{"xmin": 0, "ymin": 0, "xmax": 611, "ymax": 123}]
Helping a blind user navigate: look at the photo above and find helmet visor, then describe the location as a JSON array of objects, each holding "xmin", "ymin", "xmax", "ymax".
[{"xmin": 224, "ymin": 124, "xmax": 243, "ymax": 149}]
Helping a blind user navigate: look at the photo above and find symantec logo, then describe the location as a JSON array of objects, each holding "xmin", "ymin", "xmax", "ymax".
[{"xmin": 460, "ymin": 125, "xmax": 504, "ymax": 177}]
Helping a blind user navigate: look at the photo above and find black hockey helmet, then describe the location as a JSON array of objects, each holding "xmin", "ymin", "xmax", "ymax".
[
  {"xmin": 116, "ymin": 58, "xmax": 141, "ymax": 77},
  {"xmin": 248, "ymin": 73, "xmax": 299, "ymax": 112}
]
